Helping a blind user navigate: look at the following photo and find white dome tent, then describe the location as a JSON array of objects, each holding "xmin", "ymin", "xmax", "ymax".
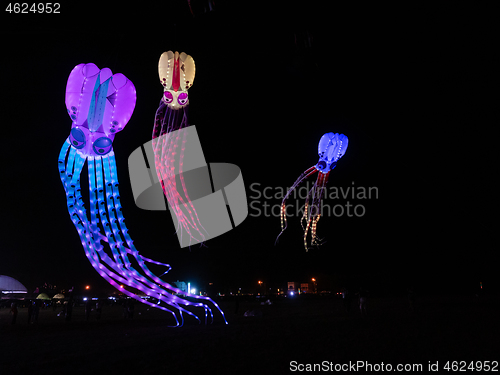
[
  {"xmin": 0, "ymin": 275, "xmax": 28, "ymax": 295},
  {"xmin": 36, "ymin": 293, "xmax": 50, "ymax": 300}
]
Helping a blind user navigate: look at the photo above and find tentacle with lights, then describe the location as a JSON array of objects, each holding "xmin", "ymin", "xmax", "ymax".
[
  {"xmin": 276, "ymin": 132, "xmax": 348, "ymax": 251},
  {"xmin": 59, "ymin": 63, "xmax": 227, "ymax": 326}
]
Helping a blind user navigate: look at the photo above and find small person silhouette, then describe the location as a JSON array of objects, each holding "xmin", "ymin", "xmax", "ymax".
[
  {"xmin": 27, "ymin": 301, "xmax": 33, "ymax": 323},
  {"xmin": 10, "ymin": 302, "xmax": 18, "ymax": 325},
  {"xmin": 95, "ymin": 300, "xmax": 102, "ymax": 320},
  {"xmin": 85, "ymin": 299, "xmax": 92, "ymax": 321},
  {"xmin": 32, "ymin": 300, "xmax": 40, "ymax": 324},
  {"xmin": 65, "ymin": 299, "xmax": 73, "ymax": 322},
  {"xmin": 357, "ymin": 288, "xmax": 368, "ymax": 317}
]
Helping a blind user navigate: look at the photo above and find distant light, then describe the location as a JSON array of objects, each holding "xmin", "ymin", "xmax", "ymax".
[
  {"xmin": 85, "ymin": 285, "xmax": 90, "ymax": 290},
  {"xmin": 290, "ymin": 291, "xmax": 294, "ymax": 296},
  {"xmin": 312, "ymin": 278, "xmax": 316, "ymax": 282},
  {"xmin": 191, "ymin": 288, "xmax": 196, "ymax": 294},
  {"xmin": 83, "ymin": 297, "xmax": 88, "ymax": 301},
  {"xmin": 2, "ymin": 290, "xmax": 27, "ymax": 294}
]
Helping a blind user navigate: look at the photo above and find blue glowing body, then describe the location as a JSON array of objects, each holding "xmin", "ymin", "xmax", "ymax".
[{"xmin": 315, "ymin": 132, "xmax": 349, "ymax": 173}]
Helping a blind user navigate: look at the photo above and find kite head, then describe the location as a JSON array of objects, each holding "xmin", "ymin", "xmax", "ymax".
[
  {"xmin": 158, "ymin": 51, "xmax": 195, "ymax": 109},
  {"xmin": 315, "ymin": 132, "xmax": 348, "ymax": 173},
  {"xmin": 65, "ymin": 63, "xmax": 136, "ymax": 157}
]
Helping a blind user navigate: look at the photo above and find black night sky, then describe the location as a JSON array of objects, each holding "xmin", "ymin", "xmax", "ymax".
[{"xmin": 1, "ymin": 3, "xmax": 497, "ymax": 296}]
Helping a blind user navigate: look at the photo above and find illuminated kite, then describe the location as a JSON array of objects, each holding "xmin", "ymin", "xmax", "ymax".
[
  {"xmin": 276, "ymin": 132, "xmax": 348, "ymax": 251},
  {"xmin": 58, "ymin": 63, "xmax": 227, "ymax": 326},
  {"xmin": 152, "ymin": 51, "xmax": 207, "ymax": 246}
]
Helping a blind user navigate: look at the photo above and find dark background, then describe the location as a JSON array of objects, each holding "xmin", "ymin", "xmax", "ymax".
[{"xmin": 1, "ymin": 2, "xmax": 497, "ymax": 296}]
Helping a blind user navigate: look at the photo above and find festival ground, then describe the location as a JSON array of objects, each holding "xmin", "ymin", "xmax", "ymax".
[{"xmin": 1, "ymin": 293, "xmax": 498, "ymax": 374}]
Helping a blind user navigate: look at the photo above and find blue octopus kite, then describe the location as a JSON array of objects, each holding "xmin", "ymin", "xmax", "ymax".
[{"xmin": 276, "ymin": 132, "xmax": 349, "ymax": 250}]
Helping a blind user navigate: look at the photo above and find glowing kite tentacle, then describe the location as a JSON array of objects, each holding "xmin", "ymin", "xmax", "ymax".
[
  {"xmin": 300, "ymin": 201, "xmax": 309, "ymax": 233},
  {"xmin": 87, "ymin": 158, "xmax": 101, "ymax": 242},
  {"xmin": 300, "ymin": 183, "xmax": 315, "ymax": 235},
  {"xmin": 177, "ymin": 127, "xmax": 208, "ymax": 240},
  {"xmin": 64, "ymin": 149, "xmax": 100, "ymax": 269},
  {"xmin": 58, "ymin": 139, "xmax": 71, "ymax": 189},
  {"xmin": 87, "ymin": 157, "xmax": 109, "ymax": 245},
  {"xmin": 95, "ymin": 156, "xmax": 125, "ymax": 268},
  {"xmin": 166, "ymin": 157, "xmax": 201, "ymax": 244},
  {"xmin": 302, "ymin": 173, "xmax": 320, "ymax": 251},
  {"xmin": 302, "ymin": 172, "xmax": 323, "ymax": 250},
  {"xmin": 66, "ymin": 146, "xmax": 76, "ymax": 180},
  {"xmin": 311, "ymin": 171, "xmax": 329, "ymax": 247},
  {"xmin": 157, "ymin": 120, "xmax": 199, "ymax": 244},
  {"xmin": 276, "ymin": 166, "xmax": 317, "ymax": 244},
  {"xmin": 153, "ymin": 131, "xmax": 183, "ymax": 238}
]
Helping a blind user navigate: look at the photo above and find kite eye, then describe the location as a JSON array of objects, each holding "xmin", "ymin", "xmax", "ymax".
[
  {"xmin": 92, "ymin": 137, "xmax": 113, "ymax": 155},
  {"xmin": 69, "ymin": 128, "xmax": 86, "ymax": 149},
  {"xmin": 177, "ymin": 92, "xmax": 188, "ymax": 105},
  {"xmin": 316, "ymin": 161, "xmax": 327, "ymax": 170},
  {"xmin": 163, "ymin": 91, "xmax": 173, "ymax": 103}
]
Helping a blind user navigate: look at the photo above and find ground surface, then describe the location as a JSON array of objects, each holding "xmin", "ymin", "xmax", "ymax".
[{"xmin": 1, "ymin": 294, "xmax": 498, "ymax": 374}]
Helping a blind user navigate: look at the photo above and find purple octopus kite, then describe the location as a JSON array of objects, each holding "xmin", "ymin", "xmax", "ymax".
[{"xmin": 58, "ymin": 62, "xmax": 227, "ymax": 326}]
